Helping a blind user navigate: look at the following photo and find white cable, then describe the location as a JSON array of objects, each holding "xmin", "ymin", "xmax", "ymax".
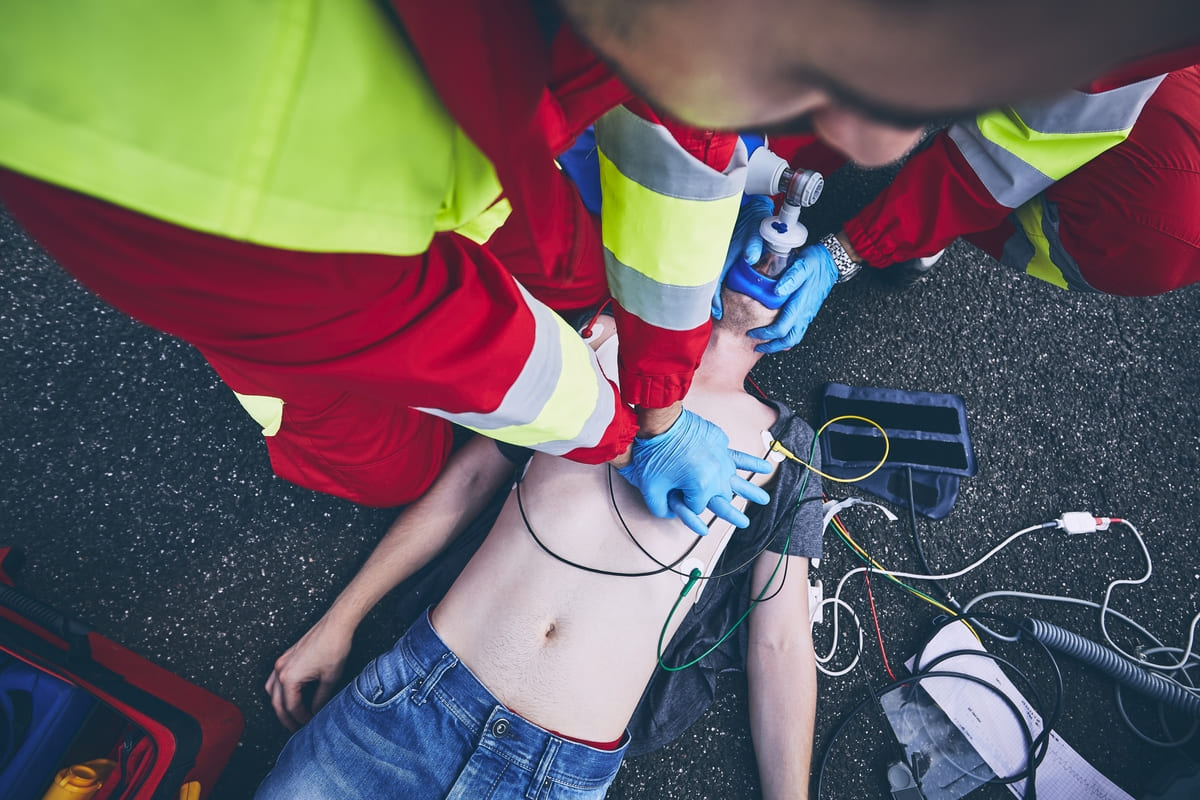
[
  {"xmin": 812, "ymin": 596, "xmax": 864, "ymax": 677},
  {"xmin": 961, "ymin": 520, "xmax": 1200, "ymax": 674},
  {"xmin": 823, "ymin": 512, "xmax": 1200, "ymax": 682},
  {"xmin": 824, "ymin": 522, "xmax": 1052, "ymax": 644},
  {"xmin": 1096, "ymin": 520, "xmax": 1200, "ymax": 672},
  {"xmin": 851, "ymin": 522, "xmax": 1053, "ymax": 584},
  {"xmin": 816, "ymin": 498, "xmax": 890, "ymax": 675}
]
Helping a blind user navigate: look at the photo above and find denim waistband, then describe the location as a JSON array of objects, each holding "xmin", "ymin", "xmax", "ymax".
[{"xmin": 391, "ymin": 608, "xmax": 628, "ymax": 788}]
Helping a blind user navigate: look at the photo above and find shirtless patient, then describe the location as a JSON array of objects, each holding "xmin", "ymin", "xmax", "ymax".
[{"xmin": 255, "ymin": 286, "xmax": 824, "ymax": 800}]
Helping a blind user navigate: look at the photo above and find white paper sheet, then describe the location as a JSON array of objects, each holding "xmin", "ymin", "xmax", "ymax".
[{"xmin": 909, "ymin": 621, "xmax": 1133, "ymax": 800}]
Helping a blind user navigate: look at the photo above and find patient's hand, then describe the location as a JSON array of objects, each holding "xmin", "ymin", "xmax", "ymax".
[{"xmin": 266, "ymin": 615, "xmax": 354, "ymax": 731}]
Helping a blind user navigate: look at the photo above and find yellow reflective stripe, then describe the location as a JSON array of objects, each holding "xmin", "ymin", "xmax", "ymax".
[
  {"xmin": 460, "ymin": 312, "xmax": 601, "ymax": 447},
  {"xmin": 1014, "ymin": 201, "xmax": 1068, "ymax": 289},
  {"xmin": 232, "ymin": 392, "xmax": 284, "ymax": 437},
  {"xmin": 976, "ymin": 108, "xmax": 1131, "ymax": 182},
  {"xmin": 453, "ymin": 197, "xmax": 511, "ymax": 245},
  {"xmin": 598, "ymin": 150, "xmax": 740, "ymax": 286}
]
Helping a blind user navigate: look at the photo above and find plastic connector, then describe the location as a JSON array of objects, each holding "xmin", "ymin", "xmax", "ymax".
[
  {"xmin": 809, "ymin": 579, "xmax": 824, "ymax": 625},
  {"xmin": 1057, "ymin": 512, "xmax": 1111, "ymax": 534}
]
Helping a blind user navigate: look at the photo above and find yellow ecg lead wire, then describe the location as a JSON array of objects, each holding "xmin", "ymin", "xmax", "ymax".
[{"xmin": 772, "ymin": 414, "xmax": 890, "ymax": 484}]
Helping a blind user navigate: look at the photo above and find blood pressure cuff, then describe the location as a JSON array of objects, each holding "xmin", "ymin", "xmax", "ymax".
[{"xmin": 625, "ymin": 401, "xmax": 824, "ymax": 756}]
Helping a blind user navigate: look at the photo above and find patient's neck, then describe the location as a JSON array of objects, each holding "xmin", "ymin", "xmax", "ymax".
[{"xmin": 690, "ymin": 324, "xmax": 763, "ymax": 395}]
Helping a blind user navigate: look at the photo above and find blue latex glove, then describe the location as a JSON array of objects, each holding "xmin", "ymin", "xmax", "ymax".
[
  {"xmin": 713, "ymin": 194, "xmax": 775, "ymax": 320},
  {"xmin": 618, "ymin": 409, "xmax": 772, "ymax": 536},
  {"xmin": 749, "ymin": 242, "xmax": 838, "ymax": 353}
]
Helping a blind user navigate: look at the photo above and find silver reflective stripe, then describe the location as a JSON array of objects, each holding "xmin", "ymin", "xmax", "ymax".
[
  {"xmin": 422, "ymin": 283, "xmax": 562, "ymax": 431},
  {"xmin": 998, "ymin": 222, "xmax": 1037, "ymax": 277},
  {"xmin": 999, "ymin": 197, "xmax": 1099, "ymax": 293},
  {"xmin": 1010, "ymin": 75, "xmax": 1165, "ymax": 134},
  {"xmin": 949, "ymin": 120, "xmax": 1056, "ymax": 208},
  {"xmin": 594, "ymin": 105, "xmax": 747, "ymax": 201},
  {"xmin": 416, "ymin": 284, "xmax": 616, "ymax": 454},
  {"xmin": 604, "ymin": 252, "xmax": 718, "ymax": 331},
  {"xmin": 1036, "ymin": 200, "xmax": 1096, "ymax": 292},
  {"xmin": 949, "ymin": 75, "xmax": 1165, "ymax": 208}
]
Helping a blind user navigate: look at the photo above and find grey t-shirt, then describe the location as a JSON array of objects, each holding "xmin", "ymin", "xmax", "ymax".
[{"xmin": 625, "ymin": 400, "xmax": 824, "ymax": 756}]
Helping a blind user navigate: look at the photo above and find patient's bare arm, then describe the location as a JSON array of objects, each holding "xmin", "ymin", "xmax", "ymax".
[
  {"xmin": 746, "ymin": 554, "xmax": 817, "ymax": 800},
  {"xmin": 266, "ymin": 435, "xmax": 516, "ymax": 730}
]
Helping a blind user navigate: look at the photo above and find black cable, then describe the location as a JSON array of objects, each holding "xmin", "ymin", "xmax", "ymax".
[
  {"xmin": 1115, "ymin": 681, "xmax": 1200, "ymax": 748},
  {"xmin": 914, "ymin": 648, "xmax": 1056, "ymax": 781},
  {"xmin": 919, "ymin": 613, "xmax": 1067, "ymax": 780},
  {"xmin": 734, "ymin": 473, "xmax": 828, "ymax": 602},
  {"xmin": 815, "ymin": 611, "xmax": 1069, "ymax": 800},
  {"xmin": 905, "ymin": 466, "xmax": 961, "ymax": 610},
  {"xmin": 926, "ymin": 615, "xmax": 1066, "ymax": 741},
  {"xmin": 854, "ymin": 649, "xmax": 912, "ymax": 769},
  {"xmin": 516, "ymin": 472, "xmax": 702, "ymax": 577},
  {"xmin": 814, "ymin": 670, "xmax": 1039, "ymax": 800},
  {"xmin": 602, "ymin": 415, "xmax": 823, "ymax": 586},
  {"xmin": 747, "ymin": 539, "xmax": 792, "ymax": 603},
  {"xmin": 1113, "ymin": 644, "xmax": 1200, "ymax": 747}
]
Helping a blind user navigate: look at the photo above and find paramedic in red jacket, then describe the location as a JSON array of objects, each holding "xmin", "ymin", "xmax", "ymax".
[
  {"xmin": 740, "ymin": 51, "xmax": 1200, "ymax": 353},
  {"xmin": 2, "ymin": 0, "xmax": 1199, "ymax": 527}
]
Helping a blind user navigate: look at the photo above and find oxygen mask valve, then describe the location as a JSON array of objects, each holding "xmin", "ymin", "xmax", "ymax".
[
  {"xmin": 746, "ymin": 146, "xmax": 824, "ymax": 276},
  {"xmin": 725, "ymin": 147, "xmax": 824, "ymax": 306}
]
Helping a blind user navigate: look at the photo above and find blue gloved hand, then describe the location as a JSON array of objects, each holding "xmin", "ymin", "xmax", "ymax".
[
  {"xmin": 618, "ymin": 409, "xmax": 772, "ymax": 536},
  {"xmin": 748, "ymin": 242, "xmax": 838, "ymax": 353},
  {"xmin": 713, "ymin": 194, "xmax": 775, "ymax": 320}
]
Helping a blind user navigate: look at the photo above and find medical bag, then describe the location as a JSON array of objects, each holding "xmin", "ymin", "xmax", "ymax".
[{"xmin": 0, "ymin": 547, "xmax": 242, "ymax": 800}]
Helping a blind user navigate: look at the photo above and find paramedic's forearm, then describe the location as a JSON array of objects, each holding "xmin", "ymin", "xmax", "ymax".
[
  {"xmin": 747, "ymin": 556, "xmax": 817, "ymax": 800},
  {"xmin": 324, "ymin": 435, "xmax": 515, "ymax": 629}
]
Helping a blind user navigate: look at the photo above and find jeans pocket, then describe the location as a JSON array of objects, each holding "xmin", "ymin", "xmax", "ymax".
[{"xmin": 350, "ymin": 648, "xmax": 420, "ymax": 710}]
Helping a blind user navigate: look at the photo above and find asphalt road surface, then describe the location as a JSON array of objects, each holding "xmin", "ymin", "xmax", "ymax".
[{"xmin": 3, "ymin": 159, "xmax": 1199, "ymax": 799}]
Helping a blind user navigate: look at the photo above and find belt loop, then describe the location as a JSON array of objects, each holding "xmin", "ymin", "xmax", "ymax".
[
  {"xmin": 527, "ymin": 737, "xmax": 561, "ymax": 800},
  {"xmin": 411, "ymin": 651, "xmax": 458, "ymax": 706}
]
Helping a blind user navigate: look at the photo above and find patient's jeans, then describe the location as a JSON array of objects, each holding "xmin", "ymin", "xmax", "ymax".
[{"xmin": 255, "ymin": 609, "xmax": 628, "ymax": 800}]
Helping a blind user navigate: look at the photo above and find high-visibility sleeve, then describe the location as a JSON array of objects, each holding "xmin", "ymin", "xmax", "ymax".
[
  {"xmin": 415, "ymin": 280, "xmax": 635, "ymax": 461},
  {"xmin": 594, "ymin": 104, "xmax": 747, "ymax": 408},
  {"xmin": 844, "ymin": 76, "xmax": 1166, "ymax": 269}
]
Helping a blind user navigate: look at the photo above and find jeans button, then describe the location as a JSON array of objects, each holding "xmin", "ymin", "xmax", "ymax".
[{"xmin": 491, "ymin": 718, "xmax": 510, "ymax": 738}]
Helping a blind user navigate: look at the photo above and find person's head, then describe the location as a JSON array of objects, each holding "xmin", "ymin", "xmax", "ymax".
[{"xmin": 559, "ymin": 0, "xmax": 1200, "ymax": 166}]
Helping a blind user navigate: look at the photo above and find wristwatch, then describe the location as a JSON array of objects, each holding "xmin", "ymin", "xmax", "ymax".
[{"xmin": 820, "ymin": 233, "xmax": 862, "ymax": 283}]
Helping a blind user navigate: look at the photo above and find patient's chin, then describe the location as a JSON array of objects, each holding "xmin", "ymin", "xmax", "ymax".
[{"xmin": 718, "ymin": 290, "xmax": 778, "ymax": 333}]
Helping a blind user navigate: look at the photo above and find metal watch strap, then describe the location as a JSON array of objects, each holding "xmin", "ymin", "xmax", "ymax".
[{"xmin": 821, "ymin": 233, "xmax": 862, "ymax": 283}]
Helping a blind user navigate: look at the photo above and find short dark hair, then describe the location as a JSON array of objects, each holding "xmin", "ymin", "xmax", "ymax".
[{"xmin": 715, "ymin": 286, "xmax": 778, "ymax": 334}]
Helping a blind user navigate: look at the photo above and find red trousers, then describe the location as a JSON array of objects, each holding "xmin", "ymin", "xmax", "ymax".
[
  {"xmin": 1, "ymin": 170, "xmax": 610, "ymax": 506},
  {"xmin": 841, "ymin": 66, "xmax": 1200, "ymax": 296},
  {"xmin": 1019, "ymin": 65, "xmax": 1200, "ymax": 295}
]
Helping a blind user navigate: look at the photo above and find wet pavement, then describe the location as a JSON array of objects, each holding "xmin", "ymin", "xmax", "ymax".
[{"xmin": 3, "ymin": 159, "xmax": 1199, "ymax": 798}]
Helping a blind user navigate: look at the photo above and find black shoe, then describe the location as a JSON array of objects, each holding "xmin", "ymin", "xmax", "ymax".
[{"xmin": 879, "ymin": 249, "xmax": 946, "ymax": 289}]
